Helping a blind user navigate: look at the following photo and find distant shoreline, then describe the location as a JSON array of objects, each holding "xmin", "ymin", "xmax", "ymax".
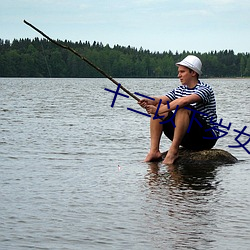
[{"xmin": 1, "ymin": 38, "xmax": 250, "ymax": 78}]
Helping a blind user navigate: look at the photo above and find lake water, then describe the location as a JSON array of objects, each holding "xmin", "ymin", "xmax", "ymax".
[{"xmin": 0, "ymin": 78, "xmax": 250, "ymax": 250}]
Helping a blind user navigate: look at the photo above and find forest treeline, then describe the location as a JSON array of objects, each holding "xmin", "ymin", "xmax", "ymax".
[{"xmin": 0, "ymin": 38, "xmax": 250, "ymax": 78}]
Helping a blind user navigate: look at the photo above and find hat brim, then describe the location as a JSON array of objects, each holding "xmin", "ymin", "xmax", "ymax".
[{"xmin": 176, "ymin": 62, "xmax": 202, "ymax": 75}]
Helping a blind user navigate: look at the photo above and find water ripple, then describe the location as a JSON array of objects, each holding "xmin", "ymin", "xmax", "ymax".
[{"xmin": 0, "ymin": 78, "xmax": 250, "ymax": 250}]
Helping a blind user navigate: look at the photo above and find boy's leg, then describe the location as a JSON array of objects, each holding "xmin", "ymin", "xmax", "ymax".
[
  {"xmin": 144, "ymin": 117, "xmax": 164, "ymax": 162},
  {"xmin": 163, "ymin": 108, "xmax": 191, "ymax": 164}
]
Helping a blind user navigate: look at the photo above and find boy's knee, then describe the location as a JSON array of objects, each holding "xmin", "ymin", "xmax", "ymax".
[{"xmin": 176, "ymin": 107, "xmax": 191, "ymax": 116}]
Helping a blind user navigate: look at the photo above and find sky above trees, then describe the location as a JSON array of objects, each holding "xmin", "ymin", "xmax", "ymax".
[{"xmin": 1, "ymin": 0, "xmax": 250, "ymax": 54}]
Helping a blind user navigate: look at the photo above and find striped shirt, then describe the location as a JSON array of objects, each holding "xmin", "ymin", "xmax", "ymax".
[{"xmin": 166, "ymin": 80, "xmax": 219, "ymax": 137}]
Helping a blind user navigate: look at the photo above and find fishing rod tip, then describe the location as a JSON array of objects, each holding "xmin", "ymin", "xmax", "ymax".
[{"xmin": 23, "ymin": 20, "xmax": 30, "ymax": 25}]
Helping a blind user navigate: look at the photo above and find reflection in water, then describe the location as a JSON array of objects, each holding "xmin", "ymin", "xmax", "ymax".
[
  {"xmin": 144, "ymin": 162, "xmax": 221, "ymax": 249},
  {"xmin": 147, "ymin": 162, "xmax": 220, "ymax": 191}
]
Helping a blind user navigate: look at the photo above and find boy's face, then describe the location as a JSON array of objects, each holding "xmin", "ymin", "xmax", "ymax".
[{"xmin": 177, "ymin": 65, "xmax": 197, "ymax": 85}]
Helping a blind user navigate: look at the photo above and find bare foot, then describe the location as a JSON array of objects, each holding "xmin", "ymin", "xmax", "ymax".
[
  {"xmin": 144, "ymin": 151, "xmax": 162, "ymax": 162},
  {"xmin": 163, "ymin": 149, "xmax": 179, "ymax": 165}
]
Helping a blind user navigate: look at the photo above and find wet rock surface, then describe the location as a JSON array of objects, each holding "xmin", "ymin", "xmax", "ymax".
[{"xmin": 161, "ymin": 148, "xmax": 238, "ymax": 166}]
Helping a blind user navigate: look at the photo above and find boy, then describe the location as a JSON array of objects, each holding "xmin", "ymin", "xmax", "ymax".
[{"xmin": 139, "ymin": 55, "xmax": 218, "ymax": 164}]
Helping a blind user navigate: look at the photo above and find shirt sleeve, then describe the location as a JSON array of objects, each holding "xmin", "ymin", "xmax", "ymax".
[
  {"xmin": 195, "ymin": 86, "xmax": 212, "ymax": 104},
  {"xmin": 166, "ymin": 88, "xmax": 178, "ymax": 101}
]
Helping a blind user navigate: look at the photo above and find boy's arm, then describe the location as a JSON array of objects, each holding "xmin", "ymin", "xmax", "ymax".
[{"xmin": 158, "ymin": 94, "xmax": 201, "ymax": 114}]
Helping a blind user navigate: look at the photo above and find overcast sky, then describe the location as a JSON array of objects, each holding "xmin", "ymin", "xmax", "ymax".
[{"xmin": 1, "ymin": 0, "xmax": 250, "ymax": 53}]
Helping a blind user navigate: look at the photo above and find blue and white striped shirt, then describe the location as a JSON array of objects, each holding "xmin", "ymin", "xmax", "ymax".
[{"xmin": 166, "ymin": 80, "xmax": 219, "ymax": 137}]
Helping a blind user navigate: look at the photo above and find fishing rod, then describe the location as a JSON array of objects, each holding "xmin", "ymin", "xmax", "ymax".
[{"xmin": 23, "ymin": 20, "xmax": 140, "ymax": 102}]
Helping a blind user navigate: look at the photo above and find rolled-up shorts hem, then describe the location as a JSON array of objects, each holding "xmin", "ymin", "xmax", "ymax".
[{"xmin": 162, "ymin": 109, "xmax": 217, "ymax": 150}]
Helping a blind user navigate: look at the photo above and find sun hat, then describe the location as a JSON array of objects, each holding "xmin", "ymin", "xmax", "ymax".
[{"xmin": 176, "ymin": 55, "xmax": 202, "ymax": 75}]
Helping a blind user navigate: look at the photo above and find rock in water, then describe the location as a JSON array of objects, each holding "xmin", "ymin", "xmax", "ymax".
[{"xmin": 162, "ymin": 148, "xmax": 238, "ymax": 166}]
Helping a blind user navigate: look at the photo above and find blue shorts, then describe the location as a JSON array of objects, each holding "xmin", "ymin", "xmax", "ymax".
[{"xmin": 162, "ymin": 109, "xmax": 217, "ymax": 150}]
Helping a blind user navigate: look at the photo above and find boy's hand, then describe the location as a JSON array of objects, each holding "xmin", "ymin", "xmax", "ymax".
[
  {"xmin": 146, "ymin": 105, "xmax": 157, "ymax": 115},
  {"xmin": 138, "ymin": 98, "xmax": 156, "ymax": 108}
]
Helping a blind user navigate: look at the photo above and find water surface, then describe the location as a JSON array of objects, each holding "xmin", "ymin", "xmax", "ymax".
[{"xmin": 0, "ymin": 78, "xmax": 250, "ymax": 249}]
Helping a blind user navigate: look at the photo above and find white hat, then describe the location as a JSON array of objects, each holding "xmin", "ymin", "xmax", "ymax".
[{"xmin": 176, "ymin": 55, "xmax": 202, "ymax": 75}]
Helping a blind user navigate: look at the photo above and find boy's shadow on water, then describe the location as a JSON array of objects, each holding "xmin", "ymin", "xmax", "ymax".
[
  {"xmin": 143, "ymin": 153, "xmax": 238, "ymax": 248},
  {"xmin": 146, "ymin": 161, "xmax": 221, "ymax": 191},
  {"xmin": 143, "ymin": 162, "xmax": 224, "ymax": 250}
]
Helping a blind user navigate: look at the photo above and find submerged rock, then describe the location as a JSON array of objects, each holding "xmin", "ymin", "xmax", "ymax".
[{"xmin": 161, "ymin": 148, "xmax": 238, "ymax": 166}]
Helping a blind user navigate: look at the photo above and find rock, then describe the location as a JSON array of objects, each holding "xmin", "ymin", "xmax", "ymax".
[{"xmin": 161, "ymin": 148, "xmax": 238, "ymax": 166}]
